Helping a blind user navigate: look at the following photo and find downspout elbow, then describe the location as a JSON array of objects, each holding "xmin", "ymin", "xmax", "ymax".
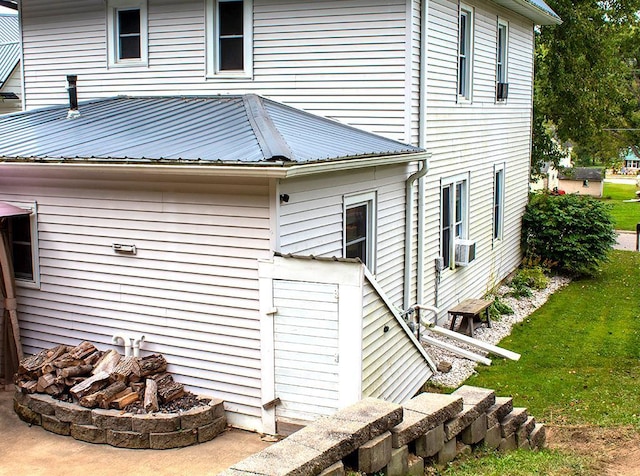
[
  {"xmin": 132, "ymin": 335, "xmax": 146, "ymax": 358},
  {"xmin": 112, "ymin": 334, "xmax": 132, "ymax": 358}
]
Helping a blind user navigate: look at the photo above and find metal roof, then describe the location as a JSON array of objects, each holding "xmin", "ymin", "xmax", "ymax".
[
  {"xmin": 492, "ymin": 0, "xmax": 561, "ymax": 25},
  {"xmin": 0, "ymin": 14, "xmax": 19, "ymax": 88},
  {"xmin": 0, "ymin": 95, "xmax": 423, "ymax": 165},
  {"xmin": 558, "ymin": 167, "xmax": 604, "ymax": 181}
]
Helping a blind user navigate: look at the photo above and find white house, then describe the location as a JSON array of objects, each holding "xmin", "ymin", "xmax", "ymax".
[
  {"xmin": 0, "ymin": 0, "xmax": 559, "ymax": 434},
  {"xmin": 0, "ymin": 13, "xmax": 21, "ymax": 114}
]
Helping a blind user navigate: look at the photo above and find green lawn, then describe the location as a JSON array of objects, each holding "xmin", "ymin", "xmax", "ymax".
[
  {"xmin": 601, "ymin": 182, "xmax": 640, "ymax": 230},
  {"xmin": 440, "ymin": 251, "xmax": 640, "ymax": 475}
]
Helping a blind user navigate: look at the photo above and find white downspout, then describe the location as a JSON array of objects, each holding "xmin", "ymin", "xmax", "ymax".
[
  {"xmin": 132, "ymin": 335, "xmax": 146, "ymax": 357},
  {"xmin": 112, "ymin": 334, "xmax": 132, "ymax": 358}
]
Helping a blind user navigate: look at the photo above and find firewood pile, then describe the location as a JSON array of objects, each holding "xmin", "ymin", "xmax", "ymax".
[{"xmin": 14, "ymin": 341, "xmax": 188, "ymax": 412}]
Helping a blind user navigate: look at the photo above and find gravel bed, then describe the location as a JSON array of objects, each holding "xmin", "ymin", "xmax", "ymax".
[{"xmin": 425, "ymin": 275, "xmax": 571, "ymax": 388}]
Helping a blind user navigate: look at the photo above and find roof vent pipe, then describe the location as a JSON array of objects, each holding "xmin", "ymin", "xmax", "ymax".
[{"xmin": 66, "ymin": 75, "xmax": 80, "ymax": 119}]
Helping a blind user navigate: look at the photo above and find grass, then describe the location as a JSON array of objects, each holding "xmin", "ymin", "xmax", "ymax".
[
  {"xmin": 601, "ymin": 182, "xmax": 640, "ymax": 230},
  {"xmin": 439, "ymin": 251, "xmax": 640, "ymax": 475}
]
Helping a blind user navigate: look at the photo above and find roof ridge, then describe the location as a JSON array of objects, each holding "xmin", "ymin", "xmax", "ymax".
[{"xmin": 242, "ymin": 94, "xmax": 294, "ymax": 161}]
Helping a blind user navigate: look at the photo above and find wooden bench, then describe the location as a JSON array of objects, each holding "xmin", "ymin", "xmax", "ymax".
[{"xmin": 448, "ymin": 298, "xmax": 492, "ymax": 338}]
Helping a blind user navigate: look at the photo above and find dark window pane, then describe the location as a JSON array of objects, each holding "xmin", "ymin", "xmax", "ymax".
[
  {"xmin": 345, "ymin": 204, "xmax": 368, "ymax": 264},
  {"xmin": 442, "ymin": 186, "xmax": 451, "ymax": 227},
  {"xmin": 442, "ymin": 228, "xmax": 450, "ymax": 267},
  {"xmin": 346, "ymin": 241, "xmax": 367, "ymax": 265},
  {"xmin": 9, "ymin": 216, "xmax": 33, "ymax": 280},
  {"xmin": 441, "ymin": 187, "xmax": 451, "ymax": 266},
  {"xmin": 119, "ymin": 36, "xmax": 141, "ymax": 59},
  {"xmin": 118, "ymin": 9, "xmax": 140, "ymax": 35},
  {"xmin": 219, "ymin": 37, "xmax": 244, "ymax": 70},
  {"xmin": 459, "ymin": 15, "xmax": 466, "ymax": 55},
  {"xmin": 11, "ymin": 215, "xmax": 31, "ymax": 242},
  {"xmin": 219, "ymin": 1, "xmax": 243, "ymax": 36}
]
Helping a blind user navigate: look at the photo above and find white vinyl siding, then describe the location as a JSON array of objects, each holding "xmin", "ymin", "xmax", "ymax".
[
  {"xmin": 361, "ymin": 280, "xmax": 432, "ymax": 401},
  {"xmin": 0, "ymin": 172, "xmax": 272, "ymax": 430},
  {"xmin": 20, "ymin": 0, "xmax": 412, "ymax": 143},
  {"xmin": 423, "ymin": 0, "xmax": 534, "ymax": 321},
  {"xmin": 278, "ymin": 164, "xmax": 409, "ymax": 308}
]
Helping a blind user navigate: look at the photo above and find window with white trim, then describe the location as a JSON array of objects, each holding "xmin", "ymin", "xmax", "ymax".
[
  {"xmin": 6, "ymin": 202, "xmax": 39, "ymax": 287},
  {"xmin": 344, "ymin": 192, "xmax": 376, "ymax": 271},
  {"xmin": 106, "ymin": 0, "xmax": 148, "ymax": 67},
  {"xmin": 441, "ymin": 175, "xmax": 469, "ymax": 268},
  {"xmin": 458, "ymin": 5, "xmax": 474, "ymax": 101},
  {"xmin": 206, "ymin": 0, "xmax": 253, "ymax": 77},
  {"xmin": 496, "ymin": 20, "xmax": 509, "ymax": 101},
  {"xmin": 493, "ymin": 165, "xmax": 505, "ymax": 240}
]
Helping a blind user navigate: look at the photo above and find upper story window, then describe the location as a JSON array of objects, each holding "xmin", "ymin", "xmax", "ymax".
[
  {"xmin": 5, "ymin": 202, "xmax": 40, "ymax": 288},
  {"xmin": 206, "ymin": 0, "xmax": 253, "ymax": 78},
  {"xmin": 496, "ymin": 20, "xmax": 509, "ymax": 101},
  {"xmin": 458, "ymin": 5, "xmax": 474, "ymax": 102},
  {"xmin": 344, "ymin": 192, "xmax": 376, "ymax": 272},
  {"xmin": 441, "ymin": 175, "xmax": 469, "ymax": 269},
  {"xmin": 493, "ymin": 165, "xmax": 505, "ymax": 240},
  {"xmin": 107, "ymin": 0, "xmax": 149, "ymax": 67}
]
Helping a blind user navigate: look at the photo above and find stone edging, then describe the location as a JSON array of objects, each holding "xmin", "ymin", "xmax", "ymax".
[
  {"xmin": 218, "ymin": 385, "xmax": 546, "ymax": 476},
  {"xmin": 13, "ymin": 390, "xmax": 227, "ymax": 449}
]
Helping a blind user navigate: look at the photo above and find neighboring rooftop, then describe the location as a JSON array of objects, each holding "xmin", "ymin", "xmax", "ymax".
[
  {"xmin": 0, "ymin": 14, "xmax": 19, "ymax": 89},
  {"xmin": 0, "ymin": 95, "xmax": 424, "ymax": 165},
  {"xmin": 558, "ymin": 167, "xmax": 604, "ymax": 181},
  {"xmin": 492, "ymin": 0, "xmax": 561, "ymax": 25}
]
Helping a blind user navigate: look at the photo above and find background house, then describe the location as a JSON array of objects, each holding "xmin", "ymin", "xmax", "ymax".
[
  {"xmin": 0, "ymin": 0, "xmax": 559, "ymax": 433},
  {"xmin": 557, "ymin": 167, "xmax": 605, "ymax": 197},
  {"xmin": 0, "ymin": 13, "xmax": 21, "ymax": 114}
]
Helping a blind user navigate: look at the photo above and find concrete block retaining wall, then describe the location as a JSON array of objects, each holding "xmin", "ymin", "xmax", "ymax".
[
  {"xmin": 218, "ymin": 386, "xmax": 547, "ymax": 476},
  {"xmin": 13, "ymin": 390, "xmax": 226, "ymax": 449}
]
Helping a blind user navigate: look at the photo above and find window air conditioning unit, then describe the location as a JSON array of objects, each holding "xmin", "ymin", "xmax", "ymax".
[
  {"xmin": 496, "ymin": 82, "xmax": 509, "ymax": 101},
  {"xmin": 455, "ymin": 239, "xmax": 476, "ymax": 266}
]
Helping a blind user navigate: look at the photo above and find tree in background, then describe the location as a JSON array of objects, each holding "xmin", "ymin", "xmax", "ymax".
[{"xmin": 533, "ymin": 0, "xmax": 640, "ymax": 174}]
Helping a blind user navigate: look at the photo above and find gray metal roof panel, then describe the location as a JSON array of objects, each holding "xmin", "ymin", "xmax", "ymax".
[
  {"xmin": 0, "ymin": 14, "xmax": 19, "ymax": 45},
  {"xmin": 0, "ymin": 41, "xmax": 19, "ymax": 87},
  {"xmin": 0, "ymin": 95, "xmax": 424, "ymax": 165}
]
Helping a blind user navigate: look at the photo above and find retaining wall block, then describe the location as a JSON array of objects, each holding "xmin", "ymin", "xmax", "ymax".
[
  {"xmin": 132, "ymin": 412, "xmax": 181, "ymax": 433},
  {"xmin": 385, "ymin": 445, "xmax": 408, "ymax": 476},
  {"xmin": 501, "ymin": 407, "xmax": 528, "ymax": 437},
  {"xmin": 452, "ymin": 386, "xmax": 496, "ymax": 413},
  {"xmin": 483, "ymin": 423, "xmax": 502, "ymax": 449},
  {"xmin": 231, "ymin": 439, "xmax": 328, "ymax": 476},
  {"xmin": 406, "ymin": 454, "xmax": 425, "ymax": 476},
  {"xmin": 498, "ymin": 433, "xmax": 517, "ymax": 452},
  {"xmin": 358, "ymin": 431, "xmax": 392, "ymax": 474},
  {"xmin": 54, "ymin": 400, "xmax": 92, "ymax": 425},
  {"xmin": 414, "ymin": 423, "xmax": 445, "ymax": 458},
  {"xmin": 529, "ymin": 423, "xmax": 546, "ymax": 449},
  {"xmin": 332, "ymin": 398, "xmax": 403, "ymax": 440},
  {"xmin": 486, "ymin": 396, "xmax": 513, "ymax": 428},
  {"xmin": 106, "ymin": 429, "xmax": 150, "ymax": 449},
  {"xmin": 460, "ymin": 413, "xmax": 487, "ymax": 445},
  {"xmin": 196, "ymin": 396, "xmax": 226, "ymax": 419},
  {"xmin": 150, "ymin": 428, "xmax": 198, "ymax": 449},
  {"xmin": 456, "ymin": 441, "xmax": 472, "ymax": 458},
  {"xmin": 27, "ymin": 393, "xmax": 56, "ymax": 416},
  {"xmin": 180, "ymin": 404, "xmax": 215, "ymax": 430},
  {"xmin": 70, "ymin": 423, "xmax": 107, "ymax": 444},
  {"xmin": 14, "ymin": 389, "xmax": 28, "ymax": 406},
  {"xmin": 516, "ymin": 416, "xmax": 536, "ymax": 446},
  {"xmin": 13, "ymin": 399, "xmax": 41, "ymax": 426},
  {"xmin": 92, "ymin": 408, "xmax": 133, "ymax": 431},
  {"xmin": 41, "ymin": 414, "xmax": 71, "ymax": 436},
  {"xmin": 198, "ymin": 416, "xmax": 227, "ymax": 443},
  {"xmin": 436, "ymin": 438, "xmax": 457, "ymax": 465},
  {"xmin": 318, "ymin": 461, "xmax": 345, "ymax": 476}
]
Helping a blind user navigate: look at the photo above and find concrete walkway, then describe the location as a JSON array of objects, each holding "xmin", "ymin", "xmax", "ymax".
[
  {"xmin": 0, "ymin": 389, "xmax": 270, "ymax": 476},
  {"xmin": 614, "ymin": 231, "xmax": 638, "ymax": 252}
]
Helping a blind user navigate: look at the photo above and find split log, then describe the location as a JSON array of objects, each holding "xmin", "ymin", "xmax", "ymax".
[
  {"xmin": 36, "ymin": 373, "xmax": 59, "ymax": 393},
  {"xmin": 110, "ymin": 389, "xmax": 140, "ymax": 410},
  {"xmin": 92, "ymin": 349, "xmax": 121, "ymax": 375},
  {"xmin": 143, "ymin": 379, "xmax": 159, "ymax": 413},
  {"xmin": 44, "ymin": 384, "xmax": 64, "ymax": 396},
  {"xmin": 110, "ymin": 356, "xmax": 140, "ymax": 383},
  {"xmin": 18, "ymin": 345, "xmax": 68, "ymax": 376},
  {"xmin": 79, "ymin": 381, "xmax": 127, "ymax": 408},
  {"xmin": 57, "ymin": 364, "xmax": 93, "ymax": 379},
  {"xmin": 157, "ymin": 381, "xmax": 185, "ymax": 404},
  {"xmin": 64, "ymin": 377, "xmax": 86, "ymax": 387},
  {"xmin": 69, "ymin": 371, "xmax": 110, "ymax": 400},
  {"xmin": 150, "ymin": 372, "xmax": 173, "ymax": 388},
  {"xmin": 134, "ymin": 354, "xmax": 167, "ymax": 378},
  {"xmin": 42, "ymin": 356, "xmax": 85, "ymax": 374},
  {"xmin": 84, "ymin": 351, "xmax": 103, "ymax": 366},
  {"xmin": 19, "ymin": 380, "xmax": 38, "ymax": 394},
  {"xmin": 68, "ymin": 341, "xmax": 97, "ymax": 360}
]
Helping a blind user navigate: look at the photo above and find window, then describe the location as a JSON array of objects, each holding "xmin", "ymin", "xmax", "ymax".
[
  {"xmin": 496, "ymin": 20, "xmax": 509, "ymax": 101},
  {"xmin": 107, "ymin": 0, "xmax": 148, "ymax": 67},
  {"xmin": 493, "ymin": 165, "xmax": 505, "ymax": 240},
  {"xmin": 458, "ymin": 5, "xmax": 473, "ymax": 101},
  {"xmin": 344, "ymin": 192, "xmax": 376, "ymax": 271},
  {"xmin": 206, "ymin": 0, "xmax": 253, "ymax": 77},
  {"xmin": 6, "ymin": 202, "xmax": 39, "ymax": 287},
  {"xmin": 441, "ymin": 176, "xmax": 469, "ymax": 268}
]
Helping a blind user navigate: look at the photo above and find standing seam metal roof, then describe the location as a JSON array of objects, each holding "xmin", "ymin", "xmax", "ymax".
[{"xmin": 0, "ymin": 95, "xmax": 424, "ymax": 164}]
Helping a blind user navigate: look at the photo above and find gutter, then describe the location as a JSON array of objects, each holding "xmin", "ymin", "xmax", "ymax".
[{"xmin": 0, "ymin": 152, "xmax": 429, "ymax": 180}]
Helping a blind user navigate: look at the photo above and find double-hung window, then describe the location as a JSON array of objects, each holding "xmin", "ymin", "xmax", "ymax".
[
  {"xmin": 107, "ymin": 0, "xmax": 148, "ymax": 67},
  {"xmin": 344, "ymin": 192, "xmax": 376, "ymax": 271},
  {"xmin": 206, "ymin": 0, "xmax": 253, "ymax": 77},
  {"xmin": 493, "ymin": 165, "xmax": 505, "ymax": 240},
  {"xmin": 458, "ymin": 5, "xmax": 474, "ymax": 101},
  {"xmin": 496, "ymin": 20, "xmax": 509, "ymax": 101},
  {"xmin": 441, "ymin": 175, "xmax": 469, "ymax": 268},
  {"xmin": 6, "ymin": 202, "xmax": 39, "ymax": 287}
]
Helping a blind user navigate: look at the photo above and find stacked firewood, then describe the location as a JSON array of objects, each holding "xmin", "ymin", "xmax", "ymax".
[{"xmin": 14, "ymin": 341, "xmax": 186, "ymax": 412}]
